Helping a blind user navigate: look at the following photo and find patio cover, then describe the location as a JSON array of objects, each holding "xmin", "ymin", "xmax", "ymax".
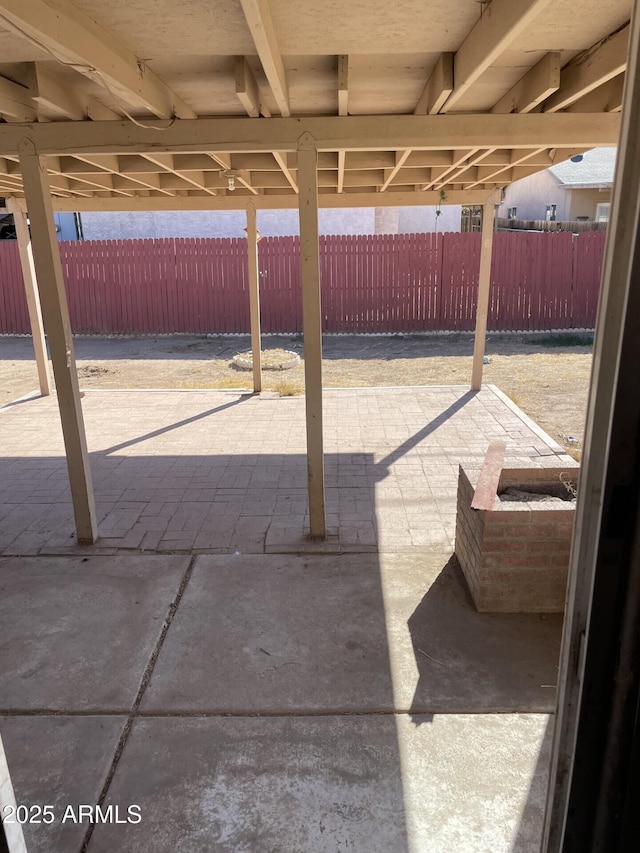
[{"xmin": 0, "ymin": 7, "xmax": 637, "ymax": 848}]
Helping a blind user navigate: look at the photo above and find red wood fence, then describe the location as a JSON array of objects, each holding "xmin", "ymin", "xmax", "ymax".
[{"xmin": 0, "ymin": 231, "xmax": 606, "ymax": 335}]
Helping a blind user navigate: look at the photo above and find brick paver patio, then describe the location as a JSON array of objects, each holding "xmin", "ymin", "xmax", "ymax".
[{"xmin": 0, "ymin": 385, "xmax": 573, "ymax": 556}]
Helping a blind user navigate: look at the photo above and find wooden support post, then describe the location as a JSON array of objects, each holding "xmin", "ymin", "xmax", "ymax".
[
  {"xmin": 246, "ymin": 205, "xmax": 262, "ymax": 392},
  {"xmin": 7, "ymin": 200, "xmax": 50, "ymax": 396},
  {"xmin": 471, "ymin": 203, "xmax": 495, "ymax": 391},
  {"xmin": 297, "ymin": 132, "xmax": 326, "ymax": 539},
  {"xmin": 18, "ymin": 141, "xmax": 97, "ymax": 544}
]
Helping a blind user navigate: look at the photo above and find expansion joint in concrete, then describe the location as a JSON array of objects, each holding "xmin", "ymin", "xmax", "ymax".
[{"xmin": 79, "ymin": 554, "xmax": 198, "ymax": 853}]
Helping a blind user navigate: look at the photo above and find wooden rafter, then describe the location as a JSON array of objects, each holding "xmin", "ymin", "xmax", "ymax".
[
  {"xmin": 491, "ymin": 53, "xmax": 561, "ymax": 114},
  {"xmin": 141, "ymin": 153, "xmax": 222, "ymax": 196},
  {"xmin": 566, "ymin": 75, "xmax": 624, "ymax": 113},
  {"xmin": 0, "ymin": 72, "xmax": 36, "ymax": 121},
  {"xmin": 544, "ymin": 26, "xmax": 630, "ymax": 113},
  {"xmin": 71, "ymin": 154, "xmax": 176, "ymax": 196},
  {"xmin": 464, "ymin": 147, "xmax": 550, "ymax": 189},
  {"xmin": 414, "ymin": 53, "xmax": 454, "ymax": 115},
  {"xmin": 380, "ymin": 150, "xmax": 411, "ymax": 192},
  {"xmin": 30, "ymin": 64, "xmax": 86, "ymax": 120},
  {"xmin": 337, "ymin": 150, "xmax": 346, "ymax": 194},
  {"xmin": 273, "ymin": 151, "xmax": 297, "ymax": 193},
  {"xmin": 441, "ymin": 0, "xmax": 553, "ymax": 112},
  {"xmin": 0, "ymin": 62, "xmax": 115, "ymax": 122},
  {"xmin": 422, "ymin": 149, "xmax": 481, "ymax": 190},
  {"xmin": 235, "ymin": 56, "xmax": 271, "ymax": 118},
  {"xmin": 0, "ymin": 0, "xmax": 196, "ymax": 118},
  {"xmin": 238, "ymin": 0, "xmax": 290, "ymax": 117},
  {"xmin": 234, "ymin": 56, "xmax": 285, "ymax": 192},
  {"xmin": 338, "ymin": 55, "xmax": 349, "ymax": 116}
]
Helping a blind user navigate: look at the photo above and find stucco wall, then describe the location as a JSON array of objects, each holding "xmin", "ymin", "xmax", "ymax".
[
  {"xmin": 79, "ymin": 205, "xmax": 462, "ymax": 240},
  {"xmin": 498, "ymin": 170, "xmax": 571, "ymax": 221},
  {"xmin": 568, "ymin": 188, "xmax": 612, "ymax": 220}
]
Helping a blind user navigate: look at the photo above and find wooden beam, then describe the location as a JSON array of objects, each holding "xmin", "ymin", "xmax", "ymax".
[
  {"xmin": 431, "ymin": 149, "xmax": 496, "ymax": 190},
  {"xmin": 566, "ymin": 74, "xmax": 625, "ymax": 113},
  {"xmin": 272, "ymin": 151, "xmax": 297, "ymax": 193},
  {"xmin": 85, "ymin": 98, "xmax": 122, "ymax": 121},
  {"xmin": 246, "ymin": 206, "xmax": 262, "ymax": 393},
  {"xmin": 0, "ymin": 63, "xmax": 121, "ymax": 122},
  {"xmin": 30, "ymin": 64, "xmax": 85, "ymax": 119},
  {"xmin": 235, "ymin": 55, "xmax": 261, "ymax": 117},
  {"xmin": 0, "ymin": 113, "xmax": 621, "ymax": 156},
  {"xmin": 422, "ymin": 148, "xmax": 479, "ymax": 190},
  {"xmin": 18, "ymin": 141, "xmax": 96, "ymax": 544},
  {"xmin": 297, "ymin": 133, "xmax": 326, "ymax": 539},
  {"xmin": 0, "ymin": 0, "xmax": 196, "ymax": 119},
  {"xmin": 338, "ymin": 55, "xmax": 349, "ymax": 116},
  {"xmin": 414, "ymin": 53, "xmax": 454, "ymax": 115},
  {"xmin": 72, "ymin": 153, "xmax": 175, "ymax": 195},
  {"xmin": 7, "ymin": 200, "xmax": 50, "ymax": 396},
  {"xmin": 142, "ymin": 153, "xmax": 219, "ymax": 195},
  {"xmin": 208, "ymin": 153, "xmax": 232, "ymax": 171},
  {"xmin": 337, "ymin": 149, "xmax": 346, "ymax": 193},
  {"xmin": 380, "ymin": 150, "xmax": 411, "ymax": 191},
  {"xmin": 236, "ymin": 171, "xmax": 259, "ymax": 195},
  {"xmin": 491, "ymin": 52, "xmax": 561, "ymax": 114},
  {"xmin": 238, "ymin": 0, "xmax": 290, "ymax": 117},
  {"xmin": 2, "ymin": 187, "xmax": 515, "ymax": 213},
  {"xmin": 442, "ymin": 0, "xmax": 553, "ymax": 112},
  {"xmin": 465, "ymin": 146, "xmax": 550, "ymax": 188},
  {"xmin": 544, "ymin": 24, "xmax": 630, "ymax": 113},
  {"xmin": 0, "ymin": 73, "xmax": 36, "ymax": 121},
  {"xmin": 471, "ymin": 203, "xmax": 496, "ymax": 391},
  {"xmin": 235, "ymin": 56, "xmax": 271, "ymax": 118}
]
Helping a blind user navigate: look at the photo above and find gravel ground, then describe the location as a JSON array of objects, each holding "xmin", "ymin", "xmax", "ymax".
[{"xmin": 0, "ymin": 332, "xmax": 592, "ymax": 458}]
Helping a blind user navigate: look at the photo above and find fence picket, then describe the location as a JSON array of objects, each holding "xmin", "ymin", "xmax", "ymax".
[{"xmin": 0, "ymin": 231, "xmax": 606, "ymax": 336}]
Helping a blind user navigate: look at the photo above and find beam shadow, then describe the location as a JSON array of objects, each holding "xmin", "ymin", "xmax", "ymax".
[
  {"xmin": 376, "ymin": 390, "xmax": 476, "ymax": 471},
  {"xmin": 101, "ymin": 395, "xmax": 250, "ymax": 455}
]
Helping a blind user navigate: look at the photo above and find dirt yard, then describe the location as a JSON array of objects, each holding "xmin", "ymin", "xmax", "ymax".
[{"xmin": 0, "ymin": 332, "xmax": 592, "ymax": 458}]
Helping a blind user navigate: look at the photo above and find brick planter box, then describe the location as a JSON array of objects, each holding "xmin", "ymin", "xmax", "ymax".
[{"xmin": 455, "ymin": 465, "xmax": 578, "ymax": 613}]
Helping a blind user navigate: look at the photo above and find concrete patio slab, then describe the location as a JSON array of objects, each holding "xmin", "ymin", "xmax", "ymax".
[
  {"xmin": 0, "ymin": 715, "xmax": 126, "ymax": 853},
  {"xmin": 381, "ymin": 552, "xmax": 563, "ymax": 713},
  {"xmin": 141, "ymin": 553, "xmax": 396, "ymax": 714},
  {"xmin": 0, "ymin": 555, "xmax": 189, "ymax": 711},
  {"xmin": 0, "ymin": 385, "xmax": 569, "ymax": 851},
  {"xmin": 141, "ymin": 553, "xmax": 561, "ymax": 714},
  {"xmin": 86, "ymin": 713, "xmax": 551, "ymax": 853}
]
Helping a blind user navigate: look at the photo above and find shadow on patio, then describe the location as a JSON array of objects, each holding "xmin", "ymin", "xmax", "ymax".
[{"xmin": 0, "ymin": 387, "xmax": 566, "ymax": 851}]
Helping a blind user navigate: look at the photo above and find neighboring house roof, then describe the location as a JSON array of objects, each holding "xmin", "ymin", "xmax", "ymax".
[{"xmin": 549, "ymin": 148, "xmax": 617, "ymax": 189}]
